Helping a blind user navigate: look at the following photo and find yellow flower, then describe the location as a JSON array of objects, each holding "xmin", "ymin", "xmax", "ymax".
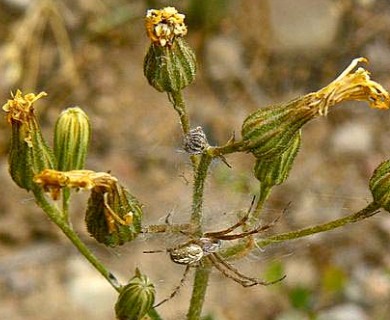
[
  {"xmin": 2, "ymin": 89, "xmax": 47, "ymax": 123},
  {"xmin": 145, "ymin": 7, "xmax": 187, "ymax": 47},
  {"xmin": 312, "ymin": 57, "xmax": 389, "ymax": 116}
]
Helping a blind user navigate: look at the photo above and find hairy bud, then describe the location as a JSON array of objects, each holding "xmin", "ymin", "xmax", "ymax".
[
  {"xmin": 369, "ymin": 159, "xmax": 390, "ymax": 212},
  {"xmin": 115, "ymin": 268, "xmax": 155, "ymax": 320},
  {"xmin": 144, "ymin": 7, "xmax": 196, "ymax": 92},
  {"xmin": 54, "ymin": 107, "xmax": 91, "ymax": 171},
  {"xmin": 2, "ymin": 90, "xmax": 55, "ymax": 191}
]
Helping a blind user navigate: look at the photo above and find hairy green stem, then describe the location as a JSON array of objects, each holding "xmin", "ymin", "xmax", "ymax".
[
  {"xmin": 257, "ymin": 201, "xmax": 381, "ymax": 247},
  {"xmin": 250, "ymin": 184, "xmax": 272, "ymax": 225},
  {"xmin": 168, "ymin": 90, "xmax": 190, "ymax": 134},
  {"xmin": 142, "ymin": 223, "xmax": 193, "ymax": 234},
  {"xmin": 220, "ymin": 202, "xmax": 381, "ymax": 258},
  {"xmin": 61, "ymin": 188, "xmax": 71, "ymax": 224},
  {"xmin": 207, "ymin": 140, "xmax": 246, "ymax": 156},
  {"xmin": 186, "ymin": 265, "xmax": 211, "ymax": 320},
  {"xmin": 32, "ymin": 188, "xmax": 122, "ymax": 292},
  {"xmin": 167, "ymin": 90, "xmax": 199, "ymax": 169},
  {"xmin": 191, "ymin": 153, "xmax": 212, "ymax": 235},
  {"xmin": 186, "ymin": 154, "xmax": 213, "ymax": 317}
]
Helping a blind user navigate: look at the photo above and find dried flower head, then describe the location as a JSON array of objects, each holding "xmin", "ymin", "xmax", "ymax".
[
  {"xmin": 312, "ymin": 57, "xmax": 389, "ymax": 116},
  {"xmin": 2, "ymin": 89, "xmax": 47, "ymax": 123},
  {"xmin": 2, "ymin": 90, "xmax": 55, "ymax": 191},
  {"xmin": 145, "ymin": 6, "xmax": 187, "ymax": 47},
  {"xmin": 34, "ymin": 169, "xmax": 117, "ymax": 199},
  {"xmin": 85, "ymin": 181, "xmax": 143, "ymax": 247}
]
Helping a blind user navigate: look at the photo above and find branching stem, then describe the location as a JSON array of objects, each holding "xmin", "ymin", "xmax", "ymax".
[
  {"xmin": 256, "ymin": 201, "xmax": 381, "ymax": 247},
  {"xmin": 32, "ymin": 188, "xmax": 122, "ymax": 292}
]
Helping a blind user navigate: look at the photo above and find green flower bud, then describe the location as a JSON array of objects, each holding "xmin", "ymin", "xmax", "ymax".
[
  {"xmin": 369, "ymin": 159, "xmax": 390, "ymax": 212},
  {"xmin": 241, "ymin": 96, "xmax": 316, "ymax": 159},
  {"xmin": 254, "ymin": 131, "xmax": 301, "ymax": 188},
  {"xmin": 115, "ymin": 268, "xmax": 155, "ymax": 320},
  {"xmin": 2, "ymin": 90, "xmax": 56, "ymax": 191},
  {"xmin": 144, "ymin": 7, "xmax": 196, "ymax": 92},
  {"xmin": 54, "ymin": 107, "xmax": 91, "ymax": 171},
  {"xmin": 85, "ymin": 182, "xmax": 143, "ymax": 247}
]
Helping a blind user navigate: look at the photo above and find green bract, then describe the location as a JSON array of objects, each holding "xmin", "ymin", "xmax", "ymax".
[
  {"xmin": 369, "ymin": 159, "xmax": 390, "ymax": 212},
  {"xmin": 144, "ymin": 38, "xmax": 196, "ymax": 93},
  {"xmin": 254, "ymin": 131, "xmax": 301, "ymax": 188}
]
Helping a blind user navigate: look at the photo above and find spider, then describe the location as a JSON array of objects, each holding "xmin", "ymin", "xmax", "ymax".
[{"xmin": 144, "ymin": 198, "xmax": 286, "ymax": 307}]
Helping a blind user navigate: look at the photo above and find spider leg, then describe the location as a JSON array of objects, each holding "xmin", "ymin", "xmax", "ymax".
[
  {"xmin": 154, "ymin": 265, "xmax": 191, "ymax": 308},
  {"xmin": 215, "ymin": 209, "xmax": 285, "ymax": 241},
  {"xmin": 213, "ymin": 221, "xmax": 273, "ymax": 240},
  {"xmin": 207, "ymin": 254, "xmax": 256, "ymax": 287},
  {"xmin": 210, "ymin": 253, "xmax": 285, "ymax": 287},
  {"xmin": 204, "ymin": 197, "xmax": 256, "ymax": 238}
]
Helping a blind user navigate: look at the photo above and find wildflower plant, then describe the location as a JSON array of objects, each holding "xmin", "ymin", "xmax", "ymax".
[{"xmin": 2, "ymin": 6, "xmax": 390, "ymax": 320}]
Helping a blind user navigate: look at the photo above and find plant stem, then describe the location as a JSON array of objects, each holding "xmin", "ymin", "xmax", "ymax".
[
  {"xmin": 61, "ymin": 187, "xmax": 71, "ymax": 224},
  {"xmin": 142, "ymin": 223, "xmax": 193, "ymax": 234},
  {"xmin": 191, "ymin": 153, "xmax": 212, "ymax": 235},
  {"xmin": 168, "ymin": 90, "xmax": 190, "ymax": 134},
  {"xmin": 186, "ymin": 265, "xmax": 211, "ymax": 320},
  {"xmin": 187, "ymin": 154, "xmax": 213, "ymax": 317},
  {"xmin": 32, "ymin": 188, "xmax": 122, "ymax": 292},
  {"xmin": 167, "ymin": 90, "xmax": 199, "ymax": 169},
  {"xmin": 207, "ymin": 140, "xmax": 246, "ymax": 156},
  {"xmin": 257, "ymin": 201, "xmax": 381, "ymax": 247},
  {"xmin": 220, "ymin": 202, "xmax": 381, "ymax": 258},
  {"xmin": 250, "ymin": 184, "xmax": 272, "ymax": 224}
]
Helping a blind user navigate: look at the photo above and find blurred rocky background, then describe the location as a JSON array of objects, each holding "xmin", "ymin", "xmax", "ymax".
[{"xmin": 0, "ymin": 0, "xmax": 390, "ymax": 319}]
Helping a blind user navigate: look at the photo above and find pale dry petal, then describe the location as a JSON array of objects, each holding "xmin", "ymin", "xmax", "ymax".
[{"xmin": 310, "ymin": 57, "xmax": 389, "ymax": 116}]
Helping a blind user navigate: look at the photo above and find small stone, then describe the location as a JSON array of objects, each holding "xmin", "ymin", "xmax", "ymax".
[
  {"xmin": 330, "ymin": 122, "xmax": 373, "ymax": 154},
  {"xmin": 65, "ymin": 257, "xmax": 117, "ymax": 318},
  {"xmin": 317, "ymin": 304, "xmax": 368, "ymax": 320}
]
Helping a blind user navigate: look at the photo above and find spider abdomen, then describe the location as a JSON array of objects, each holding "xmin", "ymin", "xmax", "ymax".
[{"xmin": 169, "ymin": 243, "xmax": 203, "ymax": 265}]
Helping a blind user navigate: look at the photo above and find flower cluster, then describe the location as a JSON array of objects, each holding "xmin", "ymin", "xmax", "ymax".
[
  {"xmin": 145, "ymin": 7, "xmax": 187, "ymax": 47},
  {"xmin": 2, "ymin": 90, "xmax": 47, "ymax": 124}
]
